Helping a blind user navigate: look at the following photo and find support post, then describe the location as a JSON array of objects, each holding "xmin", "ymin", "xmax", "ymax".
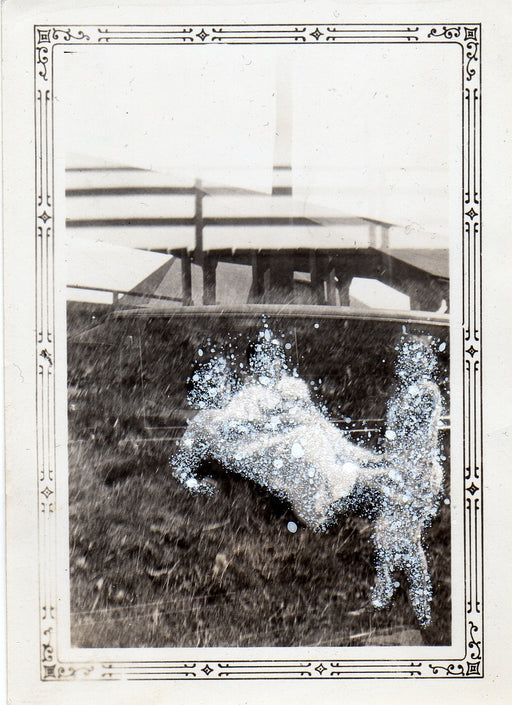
[
  {"xmin": 194, "ymin": 179, "xmax": 204, "ymax": 265},
  {"xmin": 369, "ymin": 223, "xmax": 377, "ymax": 248},
  {"xmin": 309, "ymin": 251, "xmax": 325, "ymax": 305},
  {"xmin": 325, "ymin": 266, "xmax": 338, "ymax": 306},
  {"xmin": 202, "ymin": 254, "xmax": 217, "ymax": 305},
  {"xmin": 337, "ymin": 271, "xmax": 351, "ymax": 306},
  {"xmin": 250, "ymin": 252, "xmax": 265, "ymax": 303},
  {"xmin": 181, "ymin": 249, "xmax": 192, "ymax": 306},
  {"xmin": 382, "ymin": 225, "xmax": 390, "ymax": 249}
]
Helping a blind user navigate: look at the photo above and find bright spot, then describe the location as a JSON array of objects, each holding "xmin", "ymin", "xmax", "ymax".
[
  {"xmin": 273, "ymin": 458, "xmax": 283, "ymax": 469},
  {"xmin": 314, "ymin": 323, "xmax": 320, "ymax": 329},
  {"xmin": 342, "ymin": 461, "xmax": 358, "ymax": 477},
  {"xmin": 197, "ymin": 349, "xmax": 203, "ymax": 357},
  {"xmin": 385, "ymin": 429, "xmax": 396, "ymax": 440},
  {"xmin": 287, "ymin": 521, "xmax": 298, "ymax": 533},
  {"xmin": 444, "ymin": 498, "xmax": 450, "ymax": 505},
  {"xmin": 439, "ymin": 342, "xmax": 446, "ymax": 352},
  {"xmin": 291, "ymin": 442, "xmax": 304, "ymax": 458}
]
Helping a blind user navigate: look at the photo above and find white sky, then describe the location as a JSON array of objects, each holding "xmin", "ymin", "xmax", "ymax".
[
  {"xmin": 55, "ymin": 44, "xmax": 278, "ymax": 191},
  {"xmin": 55, "ymin": 42, "xmax": 460, "ymax": 238},
  {"xmin": 291, "ymin": 44, "xmax": 460, "ymax": 236},
  {"xmin": 56, "ymin": 42, "xmax": 460, "ymax": 305}
]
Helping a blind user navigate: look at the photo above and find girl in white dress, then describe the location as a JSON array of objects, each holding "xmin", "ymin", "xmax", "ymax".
[{"xmin": 172, "ymin": 330, "xmax": 384, "ymax": 528}]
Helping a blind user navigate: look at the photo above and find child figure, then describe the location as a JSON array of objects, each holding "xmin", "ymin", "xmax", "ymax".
[
  {"xmin": 172, "ymin": 329, "xmax": 384, "ymax": 528},
  {"xmin": 371, "ymin": 336, "xmax": 444, "ymax": 627}
]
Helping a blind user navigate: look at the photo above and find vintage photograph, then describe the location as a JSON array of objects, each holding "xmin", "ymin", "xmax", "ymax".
[
  {"xmin": 58, "ymin": 38, "xmax": 458, "ymax": 650},
  {"xmin": 6, "ymin": 0, "xmax": 512, "ymax": 697}
]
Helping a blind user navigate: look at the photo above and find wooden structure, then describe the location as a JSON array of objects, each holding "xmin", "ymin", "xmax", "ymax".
[{"xmin": 66, "ymin": 166, "xmax": 449, "ymax": 313}]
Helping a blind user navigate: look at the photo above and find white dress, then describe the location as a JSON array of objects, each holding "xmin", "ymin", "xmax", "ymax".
[{"xmin": 173, "ymin": 372, "xmax": 383, "ymax": 528}]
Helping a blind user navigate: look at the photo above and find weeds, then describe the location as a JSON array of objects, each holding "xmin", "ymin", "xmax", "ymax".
[{"xmin": 68, "ymin": 303, "xmax": 451, "ymax": 647}]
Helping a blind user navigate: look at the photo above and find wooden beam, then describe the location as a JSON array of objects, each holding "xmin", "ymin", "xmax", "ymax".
[
  {"xmin": 309, "ymin": 251, "xmax": 325, "ymax": 305},
  {"xmin": 325, "ymin": 266, "xmax": 338, "ymax": 306},
  {"xmin": 382, "ymin": 225, "xmax": 390, "ymax": 249},
  {"xmin": 202, "ymin": 255, "xmax": 217, "ymax": 305},
  {"xmin": 250, "ymin": 252, "xmax": 266, "ymax": 303},
  {"xmin": 337, "ymin": 277, "xmax": 351, "ymax": 306},
  {"xmin": 194, "ymin": 179, "xmax": 204, "ymax": 264},
  {"xmin": 369, "ymin": 223, "xmax": 377, "ymax": 248},
  {"xmin": 181, "ymin": 250, "xmax": 192, "ymax": 306}
]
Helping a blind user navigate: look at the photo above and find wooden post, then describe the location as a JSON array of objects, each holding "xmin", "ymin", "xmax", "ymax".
[
  {"xmin": 263, "ymin": 267, "xmax": 271, "ymax": 304},
  {"xmin": 309, "ymin": 251, "xmax": 325, "ymax": 304},
  {"xmin": 194, "ymin": 179, "xmax": 204, "ymax": 265},
  {"xmin": 336, "ymin": 268, "xmax": 351, "ymax": 306},
  {"xmin": 337, "ymin": 280, "xmax": 351, "ymax": 306},
  {"xmin": 202, "ymin": 254, "xmax": 217, "ymax": 305},
  {"xmin": 382, "ymin": 225, "xmax": 390, "ymax": 249},
  {"xmin": 369, "ymin": 223, "xmax": 376, "ymax": 248},
  {"xmin": 250, "ymin": 252, "xmax": 265, "ymax": 303},
  {"xmin": 181, "ymin": 249, "xmax": 192, "ymax": 306},
  {"xmin": 325, "ymin": 266, "xmax": 338, "ymax": 306}
]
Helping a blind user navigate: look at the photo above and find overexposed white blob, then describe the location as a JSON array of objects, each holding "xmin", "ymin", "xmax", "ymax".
[{"xmin": 171, "ymin": 328, "xmax": 445, "ymax": 628}]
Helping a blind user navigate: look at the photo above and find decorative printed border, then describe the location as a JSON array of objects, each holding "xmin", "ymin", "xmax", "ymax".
[{"xmin": 35, "ymin": 23, "xmax": 482, "ymax": 680}]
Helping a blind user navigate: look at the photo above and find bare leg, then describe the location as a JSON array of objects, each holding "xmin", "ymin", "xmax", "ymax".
[
  {"xmin": 371, "ymin": 518, "xmax": 399, "ymax": 609},
  {"xmin": 372, "ymin": 556, "xmax": 397, "ymax": 610},
  {"xmin": 170, "ymin": 424, "xmax": 217, "ymax": 495},
  {"xmin": 402, "ymin": 537, "xmax": 432, "ymax": 627}
]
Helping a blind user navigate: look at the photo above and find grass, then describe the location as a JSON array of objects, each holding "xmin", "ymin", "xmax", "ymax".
[{"xmin": 67, "ymin": 302, "xmax": 451, "ymax": 648}]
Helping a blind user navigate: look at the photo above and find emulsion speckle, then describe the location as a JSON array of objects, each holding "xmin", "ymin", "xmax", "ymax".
[{"xmin": 171, "ymin": 328, "xmax": 445, "ymax": 627}]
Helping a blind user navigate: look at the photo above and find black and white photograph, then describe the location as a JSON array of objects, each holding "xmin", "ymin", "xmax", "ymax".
[
  {"xmin": 6, "ymin": 4, "xmax": 511, "ymax": 701},
  {"xmin": 59, "ymin": 34, "xmax": 458, "ymax": 651}
]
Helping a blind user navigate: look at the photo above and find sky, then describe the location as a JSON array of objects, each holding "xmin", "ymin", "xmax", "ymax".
[
  {"xmin": 55, "ymin": 41, "xmax": 461, "ymax": 305},
  {"xmin": 55, "ymin": 41, "xmax": 460, "ymax": 238}
]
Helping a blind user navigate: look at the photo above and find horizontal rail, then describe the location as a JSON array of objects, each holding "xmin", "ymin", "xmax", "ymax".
[
  {"xmin": 66, "ymin": 215, "xmax": 371, "ymax": 228},
  {"xmin": 66, "ymin": 186, "xmax": 197, "ymax": 197},
  {"xmin": 67, "ymin": 284, "xmax": 182, "ymax": 303},
  {"xmin": 112, "ymin": 303, "xmax": 450, "ymax": 326},
  {"xmin": 66, "ymin": 186, "xmax": 294, "ymax": 198}
]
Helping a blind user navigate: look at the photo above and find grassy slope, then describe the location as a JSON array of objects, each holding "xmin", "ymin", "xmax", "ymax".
[{"xmin": 68, "ymin": 304, "xmax": 451, "ymax": 647}]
